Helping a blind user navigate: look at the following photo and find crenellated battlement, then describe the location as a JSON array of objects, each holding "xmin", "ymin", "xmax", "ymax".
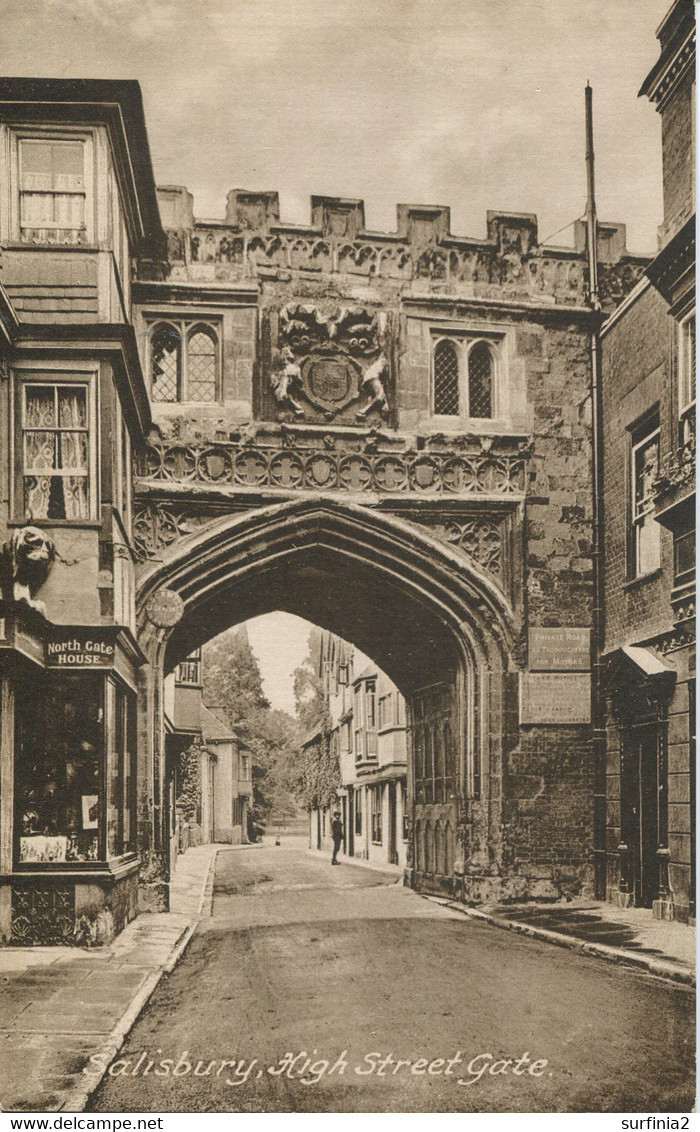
[{"xmin": 145, "ymin": 187, "xmax": 649, "ymax": 311}]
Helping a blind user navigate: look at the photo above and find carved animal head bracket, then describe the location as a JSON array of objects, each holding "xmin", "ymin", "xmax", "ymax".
[{"xmin": 4, "ymin": 526, "xmax": 56, "ymax": 616}]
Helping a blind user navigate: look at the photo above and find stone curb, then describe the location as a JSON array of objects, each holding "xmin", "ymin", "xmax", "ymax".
[
  {"xmin": 424, "ymin": 897, "xmax": 695, "ymax": 988},
  {"xmin": 57, "ymin": 847, "xmax": 220, "ymax": 1113}
]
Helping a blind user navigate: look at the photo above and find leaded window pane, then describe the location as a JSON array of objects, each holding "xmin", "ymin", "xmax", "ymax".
[
  {"xmin": 433, "ymin": 339, "xmax": 460, "ymax": 415},
  {"xmin": 151, "ymin": 325, "xmax": 181, "ymax": 403},
  {"xmin": 187, "ymin": 329, "xmax": 217, "ymax": 402},
  {"xmin": 468, "ymin": 342, "xmax": 494, "ymax": 419}
]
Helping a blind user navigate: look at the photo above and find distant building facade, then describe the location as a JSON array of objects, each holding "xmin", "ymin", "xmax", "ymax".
[
  {"xmin": 163, "ymin": 648, "xmax": 253, "ymax": 868},
  {"xmin": 600, "ymin": 0, "xmax": 695, "ymax": 922},
  {"xmin": 308, "ymin": 631, "xmax": 409, "ymax": 871}
]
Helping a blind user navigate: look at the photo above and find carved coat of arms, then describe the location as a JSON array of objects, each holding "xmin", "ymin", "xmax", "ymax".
[{"xmin": 269, "ymin": 304, "xmax": 391, "ymax": 424}]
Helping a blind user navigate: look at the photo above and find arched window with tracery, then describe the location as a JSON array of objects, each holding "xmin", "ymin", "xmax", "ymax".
[
  {"xmin": 151, "ymin": 323, "xmax": 181, "ymax": 403},
  {"xmin": 433, "ymin": 338, "xmax": 460, "ymax": 416},
  {"xmin": 187, "ymin": 326, "xmax": 218, "ymax": 402},
  {"xmin": 468, "ymin": 341, "xmax": 494, "ymax": 419}
]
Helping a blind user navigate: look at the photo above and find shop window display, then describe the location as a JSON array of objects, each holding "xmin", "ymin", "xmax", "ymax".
[{"xmin": 14, "ymin": 672, "xmax": 136, "ymax": 865}]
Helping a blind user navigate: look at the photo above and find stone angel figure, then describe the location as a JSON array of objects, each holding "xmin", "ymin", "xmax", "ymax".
[
  {"xmin": 271, "ymin": 347, "xmax": 305, "ymax": 418},
  {"xmin": 357, "ymin": 352, "xmax": 389, "ymax": 420}
]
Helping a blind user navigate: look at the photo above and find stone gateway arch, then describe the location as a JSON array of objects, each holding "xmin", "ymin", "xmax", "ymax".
[
  {"xmin": 135, "ymin": 496, "xmax": 519, "ymax": 905},
  {"xmin": 122, "ymin": 188, "xmax": 649, "ymax": 924}
]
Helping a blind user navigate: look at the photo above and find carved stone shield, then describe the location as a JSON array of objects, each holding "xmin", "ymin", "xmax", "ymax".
[
  {"xmin": 308, "ymin": 359, "xmax": 352, "ymax": 403},
  {"xmin": 301, "ymin": 355, "xmax": 362, "ymax": 417}
]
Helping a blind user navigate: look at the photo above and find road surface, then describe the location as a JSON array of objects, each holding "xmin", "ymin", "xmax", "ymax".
[{"xmin": 89, "ymin": 840, "xmax": 695, "ymax": 1113}]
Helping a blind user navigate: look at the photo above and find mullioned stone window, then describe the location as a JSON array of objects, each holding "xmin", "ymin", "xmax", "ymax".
[
  {"xmin": 431, "ymin": 335, "xmax": 499, "ymax": 420},
  {"xmin": 148, "ymin": 318, "xmax": 221, "ymax": 404}
]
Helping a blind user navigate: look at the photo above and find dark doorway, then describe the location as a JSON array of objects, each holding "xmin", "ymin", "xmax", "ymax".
[
  {"xmin": 623, "ymin": 721, "xmax": 661, "ymax": 908},
  {"xmin": 388, "ymin": 782, "xmax": 397, "ymax": 865},
  {"xmin": 347, "ymin": 786, "xmax": 354, "ymax": 857}
]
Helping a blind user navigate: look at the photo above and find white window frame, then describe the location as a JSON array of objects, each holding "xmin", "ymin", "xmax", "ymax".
[
  {"xmin": 9, "ymin": 127, "xmax": 95, "ymax": 245},
  {"xmin": 378, "ymin": 692, "xmax": 393, "ymax": 730},
  {"xmin": 430, "ymin": 334, "xmax": 503, "ymax": 422},
  {"xmin": 13, "ymin": 367, "xmax": 99, "ymax": 524},
  {"xmin": 631, "ymin": 422, "xmax": 662, "ymax": 578},
  {"xmin": 146, "ymin": 317, "xmax": 222, "ymax": 404},
  {"xmin": 678, "ymin": 310, "xmax": 696, "ymax": 454},
  {"xmin": 175, "ymin": 648, "xmax": 202, "ymax": 687},
  {"xmin": 370, "ymin": 785, "xmax": 383, "ymax": 844},
  {"xmin": 679, "ymin": 310, "xmax": 696, "ymax": 415}
]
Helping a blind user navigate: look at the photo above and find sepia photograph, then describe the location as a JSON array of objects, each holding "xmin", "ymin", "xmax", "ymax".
[{"xmin": 0, "ymin": 0, "xmax": 695, "ymax": 1117}]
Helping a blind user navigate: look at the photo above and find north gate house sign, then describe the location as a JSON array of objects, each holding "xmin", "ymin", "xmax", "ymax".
[
  {"xmin": 269, "ymin": 303, "xmax": 391, "ymax": 424},
  {"xmin": 46, "ymin": 632, "xmax": 115, "ymax": 667}
]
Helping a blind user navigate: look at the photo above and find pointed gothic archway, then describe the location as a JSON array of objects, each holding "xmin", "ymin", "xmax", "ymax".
[{"xmin": 134, "ymin": 496, "xmax": 520, "ymax": 907}]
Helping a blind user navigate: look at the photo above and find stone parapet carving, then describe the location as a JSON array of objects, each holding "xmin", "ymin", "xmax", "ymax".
[{"xmin": 142, "ymin": 196, "xmax": 649, "ymax": 313}]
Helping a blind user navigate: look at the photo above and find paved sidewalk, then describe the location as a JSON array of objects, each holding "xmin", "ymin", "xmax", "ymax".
[
  {"xmin": 427, "ymin": 895, "xmax": 696, "ymax": 986},
  {"xmin": 0, "ymin": 843, "xmax": 219, "ymax": 1113}
]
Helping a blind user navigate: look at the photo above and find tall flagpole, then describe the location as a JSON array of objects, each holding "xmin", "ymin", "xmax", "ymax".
[{"xmin": 585, "ymin": 83, "xmax": 606, "ymax": 900}]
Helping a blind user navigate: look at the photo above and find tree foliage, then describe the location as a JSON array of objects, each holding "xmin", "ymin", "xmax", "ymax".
[{"xmin": 202, "ymin": 628, "xmax": 303, "ymax": 823}]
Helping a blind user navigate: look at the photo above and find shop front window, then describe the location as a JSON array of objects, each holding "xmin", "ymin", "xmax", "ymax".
[
  {"xmin": 15, "ymin": 673, "xmax": 102, "ymax": 864},
  {"xmin": 107, "ymin": 678, "xmax": 137, "ymax": 858},
  {"xmin": 14, "ymin": 672, "xmax": 136, "ymax": 865}
]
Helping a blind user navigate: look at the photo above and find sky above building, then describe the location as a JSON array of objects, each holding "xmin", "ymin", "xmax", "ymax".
[
  {"xmin": 7, "ymin": 0, "xmax": 669, "ymax": 252},
  {"xmin": 242, "ymin": 614, "xmax": 373, "ymax": 715}
]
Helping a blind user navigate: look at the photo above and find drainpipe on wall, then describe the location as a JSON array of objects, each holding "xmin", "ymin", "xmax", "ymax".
[{"xmin": 585, "ymin": 84, "xmax": 607, "ymax": 900}]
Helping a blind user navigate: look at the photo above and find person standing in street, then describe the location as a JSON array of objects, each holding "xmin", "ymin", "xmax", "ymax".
[{"xmin": 331, "ymin": 810, "xmax": 344, "ymax": 865}]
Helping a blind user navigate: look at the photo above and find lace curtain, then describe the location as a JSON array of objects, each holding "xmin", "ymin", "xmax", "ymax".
[{"xmin": 24, "ymin": 385, "xmax": 89, "ymax": 520}]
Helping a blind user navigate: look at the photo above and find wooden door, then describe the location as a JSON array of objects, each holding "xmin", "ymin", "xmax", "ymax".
[{"xmin": 410, "ymin": 681, "xmax": 458, "ymax": 895}]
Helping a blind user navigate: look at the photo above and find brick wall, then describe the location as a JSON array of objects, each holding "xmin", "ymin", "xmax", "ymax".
[
  {"xmin": 660, "ymin": 81, "xmax": 695, "ymax": 245},
  {"xmin": 601, "ymin": 284, "xmax": 676, "ymax": 652}
]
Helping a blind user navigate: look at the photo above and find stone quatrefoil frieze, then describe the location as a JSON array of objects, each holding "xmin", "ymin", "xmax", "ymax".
[{"xmin": 134, "ymin": 441, "xmax": 527, "ymax": 497}]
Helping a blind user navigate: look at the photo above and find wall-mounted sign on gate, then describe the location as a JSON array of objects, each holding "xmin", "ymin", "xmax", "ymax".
[
  {"xmin": 528, "ymin": 628, "xmax": 591, "ymax": 671},
  {"xmin": 519, "ymin": 672, "xmax": 592, "ymax": 725}
]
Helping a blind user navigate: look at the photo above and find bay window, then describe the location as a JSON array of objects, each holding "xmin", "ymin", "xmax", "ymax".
[
  {"xmin": 20, "ymin": 378, "xmax": 95, "ymax": 522},
  {"xmin": 16, "ymin": 134, "xmax": 92, "ymax": 245}
]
